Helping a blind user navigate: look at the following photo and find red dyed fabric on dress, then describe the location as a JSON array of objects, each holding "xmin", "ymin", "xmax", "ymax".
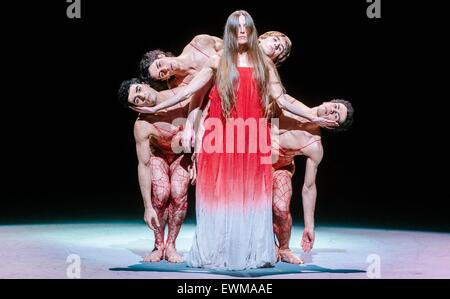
[{"xmin": 187, "ymin": 67, "xmax": 276, "ymax": 270}]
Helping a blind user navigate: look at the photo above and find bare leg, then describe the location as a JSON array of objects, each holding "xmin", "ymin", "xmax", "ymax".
[
  {"xmin": 144, "ymin": 157, "xmax": 170, "ymax": 262},
  {"xmin": 273, "ymin": 170, "xmax": 303, "ymax": 264},
  {"xmin": 165, "ymin": 155, "xmax": 189, "ymax": 263}
]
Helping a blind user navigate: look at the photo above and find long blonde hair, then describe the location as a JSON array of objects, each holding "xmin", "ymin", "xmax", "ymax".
[{"xmin": 216, "ymin": 10, "xmax": 277, "ymax": 117}]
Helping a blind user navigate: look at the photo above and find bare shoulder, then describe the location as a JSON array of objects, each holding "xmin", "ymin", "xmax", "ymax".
[
  {"xmin": 212, "ymin": 36, "xmax": 223, "ymax": 51},
  {"xmin": 193, "ymin": 34, "xmax": 223, "ymax": 51},
  {"xmin": 302, "ymin": 136, "xmax": 323, "ymax": 163},
  {"xmin": 193, "ymin": 34, "xmax": 215, "ymax": 45},
  {"xmin": 134, "ymin": 118, "xmax": 155, "ymax": 141},
  {"xmin": 206, "ymin": 54, "xmax": 220, "ymax": 70}
]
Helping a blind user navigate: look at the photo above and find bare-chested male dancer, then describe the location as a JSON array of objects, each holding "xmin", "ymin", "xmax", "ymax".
[
  {"xmin": 139, "ymin": 34, "xmax": 223, "ymax": 91},
  {"xmin": 117, "ymin": 79, "xmax": 209, "ymax": 262},
  {"xmin": 271, "ymin": 97, "xmax": 354, "ymax": 264},
  {"xmin": 139, "ymin": 31, "xmax": 291, "ymax": 90}
]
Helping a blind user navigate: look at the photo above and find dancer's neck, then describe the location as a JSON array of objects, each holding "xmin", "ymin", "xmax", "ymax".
[
  {"xmin": 310, "ymin": 107, "xmax": 320, "ymax": 117},
  {"xmin": 237, "ymin": 52, "xmax": 251, "ymax": 67},
  {"xmin": 172, "ymin": 55, "xmax": 191, "ymax": 75}
]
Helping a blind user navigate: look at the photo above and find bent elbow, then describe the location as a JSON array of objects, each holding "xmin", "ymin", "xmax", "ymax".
[
  {"xmin": 302, "ymin": 183, "xmax": 316, "ymax": 194},
  {"xmin": 139, "ymin": 159, "xmax": 152, "ymax": 168}
]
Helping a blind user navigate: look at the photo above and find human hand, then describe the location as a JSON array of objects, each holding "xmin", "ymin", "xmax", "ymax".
[
  {"xmin": 144, "ymin": 208, "xmax": 160, "ymax": 231},
  {"xmin": 188, "ymin": 157, "xmax": 197, "ymax": 185},
  {"xmin": 181, "ymin": 125, "xmax": 195, "ymax": 153},
  {"xmin": 301, "ymin": 226, "xmax": 315, "ymax": 253},
  {"xmin": 311, "ymin": 116, "xmax": 338, "ymax": 128}
]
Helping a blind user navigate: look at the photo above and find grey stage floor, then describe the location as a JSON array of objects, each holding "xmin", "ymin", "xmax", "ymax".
[{"xmin": 1, "ymin": 221, "xmax": 449, "ymax": 279}]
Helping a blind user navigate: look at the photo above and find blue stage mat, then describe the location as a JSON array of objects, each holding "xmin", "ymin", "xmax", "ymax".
[{"xmin": 110, "ymin": 261, "xmax": 365, "ymax": 277}]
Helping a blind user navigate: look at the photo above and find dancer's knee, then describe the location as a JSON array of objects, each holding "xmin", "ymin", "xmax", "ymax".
[
  {"xmin": 152, "ymin": 189, "xmax": 170, "ymax": 210},
  {"xmin": 170, "ymin": 170, "xmax": 189, "ymax": 201}
]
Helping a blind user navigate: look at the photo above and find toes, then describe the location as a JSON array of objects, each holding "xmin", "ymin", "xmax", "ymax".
[
  {"xmin": 279, "ymin": 250, "xmax": 303, "ymax": 264},
  {"xmin": 167, "ymin": 254, "xmax": 184, "ymax": 263},
  {"xmin": 165, "ymin": 248, "xmax": 184, "ymax": 263},
  {"xmin": 144, "ymin": 256, "xmax": 158, "ymax": 262},
  {"xmin": 143, "ymin": 250, "xmax": 164, "ymax": 262}
]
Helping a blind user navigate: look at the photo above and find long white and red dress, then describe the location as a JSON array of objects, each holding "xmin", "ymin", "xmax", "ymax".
[{"xmin": 186, "ymin": 67, "xmax": 276, "ymax": 270}]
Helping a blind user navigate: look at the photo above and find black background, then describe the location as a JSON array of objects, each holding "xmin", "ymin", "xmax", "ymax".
[{"xmin": 1, "ymin": 1, "xmax": 448, "ymax": 230}]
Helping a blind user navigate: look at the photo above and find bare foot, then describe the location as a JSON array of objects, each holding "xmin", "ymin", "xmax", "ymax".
[
  {"xmin": 165, "ymin": 244, "xmax": 184, "ymax": 263},
  {"xmin": 279, "ymin": 249, "xmax": 304, "ymax": 264},
  {"xmin": 143, "ymin": 246, "xmax": 164, "ymax": 262},
  {"xmin": 275, "ymin": 246, "xmax": 281, "ymax": 262}
]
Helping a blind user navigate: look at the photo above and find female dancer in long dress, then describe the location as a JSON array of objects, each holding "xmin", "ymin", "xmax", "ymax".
[{"xmin": 188, "ymin": 10, "xmax": 277, "ymax": 270}]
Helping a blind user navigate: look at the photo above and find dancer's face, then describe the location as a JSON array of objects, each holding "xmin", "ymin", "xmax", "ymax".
[
  {"xmin": 127, "ymin": 83, "xmax": 157, "ymax": 107},
  {"xmin": 148, "ymin": 56, "xmax": 178, "ymax": 81},
  {"xmin": 317, "ymin": 102, "xmax": 348, "ymax": 124},
  {"xmin": 258, "ymin": 35, "xmax": 289, "ymax": 61},
  {"xmin": 237, "ymin": 14, "xmax": 248, "ymax": 45}
]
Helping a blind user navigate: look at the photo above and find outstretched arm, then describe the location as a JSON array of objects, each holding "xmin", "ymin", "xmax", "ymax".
[
  {"xmin": 134, "ymin": 121, "xmax": 160, "ymax": 231},
  {"xmin": 284, "ymin": 94, "xmax": 311, "ymax": 114},
  {"xmin": 268, "ymin": 66, "xmax": 337, "ymax": 127},
  {"xmin": 300, "ymin": 140, "xmax": 323, "ymax": 252},
  {"xmin": 268, "ymin": 66, "xmax": 315, "ymax": 121}
]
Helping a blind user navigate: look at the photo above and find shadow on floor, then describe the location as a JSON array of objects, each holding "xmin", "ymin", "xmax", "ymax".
[{"xmin": 110, "ymin": 261, "xmax": 366, "ymax": 277}]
